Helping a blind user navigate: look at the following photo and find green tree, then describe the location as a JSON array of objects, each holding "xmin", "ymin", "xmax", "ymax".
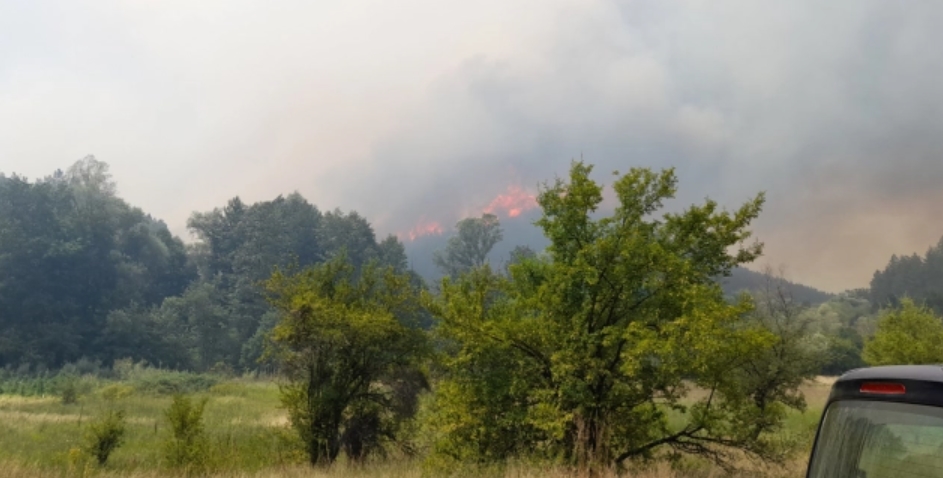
[
  {"xmin": 320, "ymin": 209, "xmax": 379, "ymax": 270},
  {"xmin": 821, "ymin": 328, "xmax": 866, "ymax": 375},
  {"xmin": 727, "ymin": 267, "xmax": 824, "ymax": 444},
  {"xmin": 433, "ymin": 213, "xmax": 503, "ymax": 278},
  {"xmin": 504, "ymin": 245, "xmax": 537, "ymax": 275},
  {"xmin": 870, "ymin": 237, "xmax": 943, "ymax": 314},
  {"xmin": 863, "ymin": 298, "xmax": 943, "ymax": 365},
  {"xmin": 264, "ymin": 256, "xmax": 429, "ymax": 466},
  {"xmin": 376, "ymin": 235, "xmax": 409, "ymax": 273},
  {"xmin": 0, "ymin": 158, "xmax": 194, "ymax": 368},
  {"xmin": 425, "ymin": 162, "xmax": 784, "ymax": 472}
]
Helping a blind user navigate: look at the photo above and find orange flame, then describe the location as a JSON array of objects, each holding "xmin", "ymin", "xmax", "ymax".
[
  {"xmin": 483, "ymin": 184, "xmax": 538, "ymax": 218},
  {"xmin": 400, "ymin": 183, "xmax": 538, "ymax": 242},
  {"xmin": 402, "ymin": 217, "xmax": 444, "ymax": 241}
]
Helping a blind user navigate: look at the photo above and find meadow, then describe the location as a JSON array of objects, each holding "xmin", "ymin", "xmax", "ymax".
[{"xmin": 0, "ymin": 367, "xmax": 834, "ymax": 478}]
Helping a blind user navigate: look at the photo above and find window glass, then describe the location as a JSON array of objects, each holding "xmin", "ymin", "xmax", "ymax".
[{"xmin": 808, "ymin": 400, "xmax": 943, "ymax": 478}]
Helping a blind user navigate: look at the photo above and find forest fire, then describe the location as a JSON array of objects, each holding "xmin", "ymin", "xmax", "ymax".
[
  {"xmin": 483, "ymin": 184, "xmax": 538, "ymax": 218},
  {"xmin": 403, "ymin": 218, "xmax": 444, "ymax": 241},
  {"xmin": 401, "ymin": 184, "xmax": 539, "ymax": 242}
]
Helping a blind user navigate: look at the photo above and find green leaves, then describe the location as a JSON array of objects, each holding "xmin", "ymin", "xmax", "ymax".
[
  {"xmin": 863, "ymin": 297, "xmax": 943, "ymax": 365},
  {"xmin": 433, "ymin": 214, "xmax": 504, "ymax": 278},
  {"xmin": 264, "ymin": 256, "xmax": 429, "ymax": 466},
  {"xmin": 83, "ymin": 408, "xmax": 128, "ymax": 467},
  {"xmin": 426, "ymin": 160, "xmax": 784, "ymax": 472},
  {"xmin": 0, "ymin": 158, "xmax": 195, "ymax": 368}
]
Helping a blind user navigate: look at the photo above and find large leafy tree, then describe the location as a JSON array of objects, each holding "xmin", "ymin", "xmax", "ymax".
[
  {"xmin": 0, "ymin": 157, "xmax": 194, "ymax": 367},
  {"xmin": 863, "ymin": 298, "xmax": 943, "ymax": 365},
  {"xmin": 264, "ymin": 257, "xmax": 429, "ymax": 466},
  {"xmin": 425, "ymin": 162, "xmax": 793, "ymax": 471},
  {"xmin": 320, "ymin": 209, "xmax": 380, "ymax": 270},
  {"xmin": 186, "ymin": 198, "xmax": 414, "ymax": 371},
  {"xmin": 433, "ymin": 213, "xmax": 503, "ymax": 278}
]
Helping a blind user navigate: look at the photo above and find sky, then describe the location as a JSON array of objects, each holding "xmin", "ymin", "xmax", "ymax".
[{"xmin": 2, "ymin": 0, "xmax": 943, "ymax": 293}]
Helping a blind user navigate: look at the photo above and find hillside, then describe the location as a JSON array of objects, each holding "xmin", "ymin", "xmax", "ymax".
[
  {"xmin": 718, "ymin": 267, "xmax": 834, "ymax": 305},
  {"xmin": 404, "ymin": 213, "xmax": 833, "ymax": 305}
]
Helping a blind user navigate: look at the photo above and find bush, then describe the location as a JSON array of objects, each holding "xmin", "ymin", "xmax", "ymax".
[
  {"xmin": 60, "ymin": 378, "xmax": 79, "ymax": 405},
  {"xmin": 131, "ymin": 370, "xmax": 218, "ymax": 396},
  {"xmin": 163, "ymin": 394, "xmax": 210, "ymax": 472},
  {"xmin": 83, "ymin": 409, "xmax": 127, "ymax": 466},
  {"xmin": 100, "ymin": 384, "xmax": 135, "ymax": 401}
]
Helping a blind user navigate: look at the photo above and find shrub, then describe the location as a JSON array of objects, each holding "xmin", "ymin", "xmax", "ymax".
[
  {"xmin": 133, "ymin": 370, "xmax": 218, "ymax": 396},
  {"xmin": 82, "ymin": 409, "xmax": 127, "ymax": 466},
  {"xmin": 100, "ymin": 384, "xmax": 135, "ymax": 401},
  {"xmin": 163, "ymin": 394, "xmax": 210, "ymax": 472},
  {"xmin": 61, "ymin": 378, "xmax": 79, "ymax": 405}
]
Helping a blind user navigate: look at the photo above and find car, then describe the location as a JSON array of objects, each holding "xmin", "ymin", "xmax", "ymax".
[{"xmin": 806, "ymin": 365, "xmax": 943, "ymax": 478}]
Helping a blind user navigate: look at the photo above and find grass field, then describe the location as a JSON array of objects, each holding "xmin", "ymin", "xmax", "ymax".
[{"xmin": 0, "ymin": 374, "xmax": 836, "ymax": 478}]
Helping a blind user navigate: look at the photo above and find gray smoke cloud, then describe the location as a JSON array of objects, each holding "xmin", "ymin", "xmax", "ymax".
[{"xmin": 2, "ymin": 0, "xmax": 942, "ymax": 292}]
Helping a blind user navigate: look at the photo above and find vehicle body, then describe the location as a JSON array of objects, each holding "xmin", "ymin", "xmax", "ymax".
[{"xmin": 806, "ymin": 365, "xmax": 943, "ymax": 478}]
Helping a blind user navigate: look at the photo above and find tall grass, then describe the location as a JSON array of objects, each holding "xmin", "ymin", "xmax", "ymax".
[{"xmin": 0, "ymin": 363, "xmax": 830, "ymax": 477}]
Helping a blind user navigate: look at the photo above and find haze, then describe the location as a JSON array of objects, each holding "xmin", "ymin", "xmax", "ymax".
[{"xmin": 3, "ymin": 0, "xmax": 942, "ymax": 292}]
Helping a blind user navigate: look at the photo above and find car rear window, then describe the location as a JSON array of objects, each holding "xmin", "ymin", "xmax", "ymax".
[{"xmin": 807, "ymin": 399, "xmax": 943, "ymax": 478}]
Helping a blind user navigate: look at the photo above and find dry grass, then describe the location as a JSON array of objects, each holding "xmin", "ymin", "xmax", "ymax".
[
  {"xmin": 0, "ymin": 460, "xmax": 813, "ymax": 478},
  {"xmin": 0, "ymin": 376, "xmax": 835, "ymax": 478}
]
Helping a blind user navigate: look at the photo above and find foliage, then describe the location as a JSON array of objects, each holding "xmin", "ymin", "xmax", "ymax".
[
  {"xmin": 504, "ymin": 245, "xmax": 538, "ymax": 275},
  {"xmin": 789, "ymin": 290, "xmax": 873, "ymax": 375},
  {"xmin": 265, "ymin": 256, "xmax": 430, "ymax": 466},
  {"xmin": 870, "ymin": 237, "xmax": 943, "ymax": 313},
  {"xmin": 100, "ymin": 383, "xmax": 136, "ymax": 401},
  {"xmin": 60, "ymin": 376, "xmax": 79, "ymax": 405},
  {"xmin": 0, "ymin": 156, "xmax": 195, "ymax": 368},
  {"xmin": 110, "ymin": 358, "xmax": 220, "ymax": 395},
  {"xmin": 82, "ymin": 408, "xmax": 128, "ymax": 466},
  {"xmin": 863, "ymin": 298, "xmax": 943, "ymax": 365},
  {"xmin": 163, "ymin": 394, "xmax": 210, "ymax": 472},
  {"xmin": 819, "ymin": 328, "xmax": 867, "ymax": 375},
  {"xmin": 132, "ymin": 371, "xmax": 219, "ymax": 396},
  {"xmin": 425, "ymin": 161, "xmax": 786, "ymax": 472},
  {"xmin": 433, "ymin": 213, "xmax": 504, "ymax": 278},
  {"xmin": 720, "ymin": 268, "xmax": 833, "ymax": 306},
  {"xmin": 0, "ymin": 158, "xmax": 412, "ymax": 374},
  {"xmin": 724, "ymin": 267, "xmax": 824, "ymax": 451}
]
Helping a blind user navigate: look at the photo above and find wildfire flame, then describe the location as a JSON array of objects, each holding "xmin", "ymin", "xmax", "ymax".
[
  {"xmin": 400, "ymin": 183, "xmax": 539, "ymax": 242},
  {"xmin": 402, "ymin": 217, "xmax": 444, "ymax": 241},
  {"xmin": 483, "ymin": 184, "xmax": 538, "ymax": 218}
]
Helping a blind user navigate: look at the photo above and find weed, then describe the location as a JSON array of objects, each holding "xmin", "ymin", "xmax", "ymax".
[
  {"xmin": 82, "ymin": 408, "xmax": 127, "ymax": 466},
  {"xmin": 163, "ymin": 394, "xmax": 210, "ymax": 472}
]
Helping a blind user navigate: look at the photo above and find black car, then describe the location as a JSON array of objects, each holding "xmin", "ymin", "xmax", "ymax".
[{"xmin": 806, "ymin": 365, "xmax": 943, "ymax": 478}]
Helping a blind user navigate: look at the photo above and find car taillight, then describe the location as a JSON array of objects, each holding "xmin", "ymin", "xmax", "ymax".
[{"xmin": 860, "ymin": 382, "xmax": 906, "ymax": 395}]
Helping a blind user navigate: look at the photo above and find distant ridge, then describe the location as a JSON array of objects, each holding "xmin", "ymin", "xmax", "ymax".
[
  {"xmin": 405, "ymin": 214, "xmax": 834, "ymax": 306},
  {"xmin": 718, "ymin": 267, "xmax": 834, "ymax": 305}
]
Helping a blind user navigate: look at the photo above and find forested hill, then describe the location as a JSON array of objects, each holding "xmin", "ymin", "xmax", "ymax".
[
  {"xmin": 405, "ymin": 215, "xmax": 833, "ymax": 305},
  {"xmin": 719, "ymin": 267, "xmax": 834, "ymax": 305},
  {"xmin": 870, "ymin": 236, "xmax": 943, "ymax": 312}
]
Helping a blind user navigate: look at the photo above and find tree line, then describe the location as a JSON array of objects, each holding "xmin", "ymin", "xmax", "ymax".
[
  {"xmin": 0, "ymin": 156, "xmax": 413, "ymax": 371},
  {"xmin": 4, "ymin": 156, "xmax": 943, "ymax": 473}
]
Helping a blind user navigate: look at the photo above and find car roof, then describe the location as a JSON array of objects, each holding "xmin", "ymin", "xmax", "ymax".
[
  {"xmin": 827, "ymin": 365, "xmax": 943, "ymax": 408},
  {"xmin": 838, "ymin": 365, "xmax": 943, "ymax": 384}
]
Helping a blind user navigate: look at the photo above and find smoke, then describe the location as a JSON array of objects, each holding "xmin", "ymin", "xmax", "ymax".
[{"xmin": 2, "ymin": 0, "xmax": 943, "ymax": 291}]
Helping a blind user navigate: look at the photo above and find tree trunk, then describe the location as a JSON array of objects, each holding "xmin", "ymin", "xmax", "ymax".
[{"xmin": 574, "ymin": 409, "xmax": 609, "ymax": 477}]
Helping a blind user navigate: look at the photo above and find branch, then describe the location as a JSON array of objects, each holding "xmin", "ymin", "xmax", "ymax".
[{"xmin": 615, "ymin": 425, "xmax": 705, "ymax": 463}]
